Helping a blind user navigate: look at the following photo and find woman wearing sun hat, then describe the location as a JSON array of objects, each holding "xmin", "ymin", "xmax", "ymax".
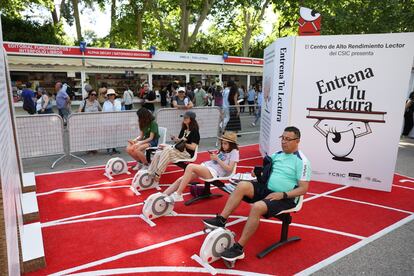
[
  {"xmin": 102, "ymin": 88, "xmax": 122, "ymax": 112},
  {"xmin": 164, "ymin": 131, "xmax": 239, "ymax": 202},
  {"xmin": 103, "ymin": 88, "xmax": 122, "ymax": 154}
]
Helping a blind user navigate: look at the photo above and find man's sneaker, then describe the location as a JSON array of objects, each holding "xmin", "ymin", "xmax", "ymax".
[
  {"xmin": 203, "ymin": 214, "xmax": 227, "ymax": 229},
  {"xmin": 221, "ymin": 243, "xmax": 245, "ymax": 261},
  {"xmin": 164, "ymin": 192, "xmax": 183, "ymax": 203},
  {"xmin": 251, "ymin": 122, "xmax": 256, "ymax": 126}
]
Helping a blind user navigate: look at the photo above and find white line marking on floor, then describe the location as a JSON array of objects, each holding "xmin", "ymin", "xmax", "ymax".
[
  {"xmin": 262, "ymin": 219, "xmax": 365, "ymax": 240},
  {"xmin": 49, "ymin": 217, "xmax": 247, "ymax": 276},
  {"xmin": 392, "ymin": 184, "xmax": 414, "ymax": 190},
  {"xmin": 296, "ymin": 214, "xmax": 414, "ymax": 276},
  {"xmin": 303, "ymin": 186, "xmax": 349, "ymax": 202},
  {"xmin": 42, "ymin": 203, "xmax": 143, "ymax": 228},
  {"xmin": 394, "ymin": 172, "xmax": 414, "ymax": 179},
  {"xmin": 69, "ymin": 266, "xmax": 272, "ymax": 276},
  {"xmin": 322, "ymin": 194, "xmax": 413, "ymax": 214},
  {"xmin": 399, "ymin": 179, "xmax": 414, "ymax": 183},
  {"xmin": 37, "ymin": 178, "xmax": 134, "ymax": 196},
  {"xmin": 36, "ymin": 155, "xmax": 263, "ymax": 195}
]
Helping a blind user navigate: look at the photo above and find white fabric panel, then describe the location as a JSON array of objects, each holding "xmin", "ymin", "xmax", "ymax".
[
  {"xmin": 85, "ymin": 58, "xmax": 151, "ymax": 69},
  {"xmin": 8, "ymin": 55, "xmax": 82, "ymax": 66}
]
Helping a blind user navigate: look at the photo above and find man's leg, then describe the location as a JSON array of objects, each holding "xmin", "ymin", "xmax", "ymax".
[
  {"xmin": 221, "ymin": 181, "xmax": 254, "ymax": 219},
  {"xmin": 238, "ymin": 201, "xmax": 267, "ymax": 246},
  {"xmin": 203, "ymin": 181, "xmax": 254, "ymax": 228}
]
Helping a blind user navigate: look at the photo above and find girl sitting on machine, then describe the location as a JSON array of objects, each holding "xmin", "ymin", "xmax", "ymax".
[
  {"xmin": 126, "ymin": 107, "xmax": 159, "ymax": 170},
  {"xmin": 163, "ymin": 131, "xmax": 239, "ymax": 202}
]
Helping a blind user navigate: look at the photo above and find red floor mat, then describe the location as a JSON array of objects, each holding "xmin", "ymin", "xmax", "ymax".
[{"xmin": 26, "ymin": 144, "xmax": 414, "ymax": 276}]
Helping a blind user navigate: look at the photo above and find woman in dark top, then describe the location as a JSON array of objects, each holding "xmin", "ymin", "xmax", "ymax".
[
  {"xmin": 147, "ymin": 111, "xmax": 200, "ymax": 182},
  {"xmin": 225, "ymin": 84, "xmax": 242, "ymax": 132}
]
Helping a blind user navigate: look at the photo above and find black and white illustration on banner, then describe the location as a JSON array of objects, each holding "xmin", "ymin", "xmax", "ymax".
[
  {"xmin": 263, "ymin": 76, "xmax": 272, "ymax": 113},
  {"xmin": 306, "ymin": 67, "xmax": 386, "ymax": 162}
]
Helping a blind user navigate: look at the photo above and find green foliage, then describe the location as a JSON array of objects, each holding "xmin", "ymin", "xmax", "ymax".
[
  {"xmin": 273, "ymin": 0, "xmax": 414, "ymax": 35},
  {"xmin": 1, "ymin": 15, "xmax": 69, "ymax": 45},
  {"xmin": 0, "ymin": 0, "xmax": 54, "ymax": 17}
]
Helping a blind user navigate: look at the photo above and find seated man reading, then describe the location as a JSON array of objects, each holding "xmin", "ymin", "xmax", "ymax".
[{"xmin": 203, "ymin": 126, "xmax": 311, "ymax": 262}]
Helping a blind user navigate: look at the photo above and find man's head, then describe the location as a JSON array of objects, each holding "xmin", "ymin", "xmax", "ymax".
[
  {"xmin": 55, "ymin": 82, "xmax": 62, "ymax": 92},
  {"xmin": 196, "ymin": 81, "xmax": 202, "ymax": 89},
  {"xmin": 280, "ymin": 126, "xmax": 301, "ymax": 154},
  {"xmin": 143, "ymin": 82, "xmax": 149, "ymax": 92}
]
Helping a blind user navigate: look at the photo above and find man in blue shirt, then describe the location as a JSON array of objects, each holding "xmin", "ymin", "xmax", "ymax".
[
  {"xmin": 55, "ymin": 82, "xmax": 70, "ymax": 124},
  {"xmin": 21, "ymin": 82, "xmax": 35, "ymax": 114},
  {"xmin": 203, "ymin": 126, "xmax": 311, "ymax": 262}
]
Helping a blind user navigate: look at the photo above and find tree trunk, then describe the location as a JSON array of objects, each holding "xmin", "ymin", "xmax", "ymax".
[
  {"xmin": 136, "ymin": 13, "xmax": 143, "ymax": 49},
  {"xmin": 242, "ymin": 26, "xmax": 253, "ymax": 57},
  {"xmin": 51, "ymin": 8, "xmax": 59, "ymax": 25},
  {"xmin": 178, "ymin": 0, "xmax": 189, "ymax": 51},
  {"xmin": 109, "ymin": 0, "xmax": 117, "ymax": 48},
  {"xmin": 72, "ymin": 0, "xmax": 82, "ymax": 41}
]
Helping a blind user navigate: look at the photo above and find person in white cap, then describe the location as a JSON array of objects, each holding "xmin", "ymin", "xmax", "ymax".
[
  {"xmin": 102, "ymin": 88, "xmax": 122, "ymax": 112},
  {"xmin": 172, "ymin": 87, "xmax": 193, "ymax": 109},
  {"xmin": 103, "ymin": 88, "xmax": 122, "ymax": 154}
]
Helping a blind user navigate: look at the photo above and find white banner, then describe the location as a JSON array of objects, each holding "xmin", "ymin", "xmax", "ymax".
[
  {"xmin": 260, "ymin": 37, "xmax": 296, "ymax": 155},
  {"xmin": 263, "ymin": 33, "xmax": 414, "ymax": 191}
]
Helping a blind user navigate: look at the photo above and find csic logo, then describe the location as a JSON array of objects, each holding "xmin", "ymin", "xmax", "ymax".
[{"xmin": 329, "ymin": 172, "xmax": 346, "ymax": 178}]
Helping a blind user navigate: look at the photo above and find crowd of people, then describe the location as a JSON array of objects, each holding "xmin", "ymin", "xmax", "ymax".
[{"xmin": 20, "ymin": 79, "xmax": 264, "ymax": 132}]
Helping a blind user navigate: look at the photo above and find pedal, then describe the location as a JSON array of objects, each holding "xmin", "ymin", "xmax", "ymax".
[
  {"xmin": 131, "ymin": 169, "xmax": 160, "ymax": 194},
  {"xmin": 139, "ymin": 192, "xmax": 174, "ymax": 226},
  {"xmin": 104, "ymin": 157, "xmax": 130, "ymax": 180},
  {"xmin": 199, "ymin": 228, "xmax": 235, "ymax": 264}
]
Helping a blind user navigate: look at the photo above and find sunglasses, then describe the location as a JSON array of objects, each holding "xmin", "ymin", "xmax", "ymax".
[
  {"xmin": 90, "ymin": 93, "xmax": 97, "ymax": 96},
  {"xmin": 178, "ymin": 91, "xmax": 185, "ymax": 93}
]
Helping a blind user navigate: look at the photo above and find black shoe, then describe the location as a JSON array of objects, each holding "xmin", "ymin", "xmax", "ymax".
[
  {"xmin": 221, "ymin": 243, "xmax": 245, "ymax": 261},
  {"xmin": 203, "ymin": 214, "xmax": 227, "ymax": 229}
]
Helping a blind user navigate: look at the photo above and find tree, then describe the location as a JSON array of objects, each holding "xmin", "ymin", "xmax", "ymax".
[
  {"xmin": 150, "ymin": 0, "xmax": 216, "ymax": 52},
  {"xmin": 239, "ymin": 0, "xmax": 272, "ymax": 56},
  {"xmin": 1, "ymin": 14, "xmax": 68, "ymax": 44},
  {"xmin": 272, "ymin": 0, "xmax": 414, "ymax": 36}
]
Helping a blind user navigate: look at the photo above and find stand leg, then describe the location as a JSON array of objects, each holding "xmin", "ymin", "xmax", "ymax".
[
  {"xmin": 70, "ymin": 153, "xmax": 87, "ymax": 165},
  {"xmin": 51, "ymin": 154, "xmax": 67, "ymax": 169}
]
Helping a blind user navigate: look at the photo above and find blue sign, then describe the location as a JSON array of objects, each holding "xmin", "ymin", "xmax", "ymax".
[
  {"xmin": 80, "ymin": 41, "xmax": 87, "ymax": 53},
  {"xmin": 150, "ymin": 46, "xmax": 156, "ymax": 55},
  {"xmin": 223, "ymin": 51, "xmax": 229, "ymax": 60}
]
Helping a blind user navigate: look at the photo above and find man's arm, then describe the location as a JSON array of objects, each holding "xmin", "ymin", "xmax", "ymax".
[{"xmin": 265, "ymin": 180, "xmax": 309, "ymax": 201}]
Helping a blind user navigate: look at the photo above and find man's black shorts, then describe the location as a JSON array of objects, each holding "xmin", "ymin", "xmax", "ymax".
[{"xmin": 243, "ymin": 181, "xmax": 296, "ymax": 218}]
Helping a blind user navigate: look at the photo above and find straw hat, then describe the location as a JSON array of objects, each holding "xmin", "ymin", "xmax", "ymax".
[
  {"xmin": 106, "ymin": 88, "xmax": 117, "ymax": 96},
  {"xmin": 218, "ymin": 131, "xmax": 238, "ymax": 144}
]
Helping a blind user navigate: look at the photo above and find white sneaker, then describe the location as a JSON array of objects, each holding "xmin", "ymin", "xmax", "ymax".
[
  {"xmin": 164, "ymin": 192, "xmax": 184, "ymax": 203},
  {"xmin": 132, "ymin": 162, "xmax": 142, "ymax": 171},
  {"xmin": 251, "ymin": 122, "xmax": 256, "ymax": 126}
]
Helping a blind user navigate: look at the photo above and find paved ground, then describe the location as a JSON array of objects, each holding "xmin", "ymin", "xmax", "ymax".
[{"xmin": 20, "ymin": 107, "xmax": 414, "ymax": 274}]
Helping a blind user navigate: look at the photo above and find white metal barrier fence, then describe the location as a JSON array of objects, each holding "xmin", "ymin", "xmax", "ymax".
[
  {"xmin": 68, "ymin": 110, "xmax": 138, "ymax": 153},
  {"xmin": 155, "ymin": 107, "xmax": 221, "ymax": 139},
  {"xmin": 15, "ymin": 114, "xmax": 66, "ymax": 168}
]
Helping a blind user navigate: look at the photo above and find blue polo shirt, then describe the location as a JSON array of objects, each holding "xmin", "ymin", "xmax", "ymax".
[{"xmin": 267, "ymin": 151, "xmax": 311, "ymax": 192}]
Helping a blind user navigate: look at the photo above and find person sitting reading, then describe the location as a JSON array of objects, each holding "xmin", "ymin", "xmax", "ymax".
[
  {"xmin": 146, "ymin": 111, "xmax": 200, "ymax": 182},
  {"xmin": 163, "ymin": 131, "xmax": 239, "ymax": 202},
  {"xmin": 126, "ymin": 108, "xmax": 159, "ymax": 170},
  {"xmin": 202, "ymin": 126, "xmax": 311, "ymax": 262}
]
